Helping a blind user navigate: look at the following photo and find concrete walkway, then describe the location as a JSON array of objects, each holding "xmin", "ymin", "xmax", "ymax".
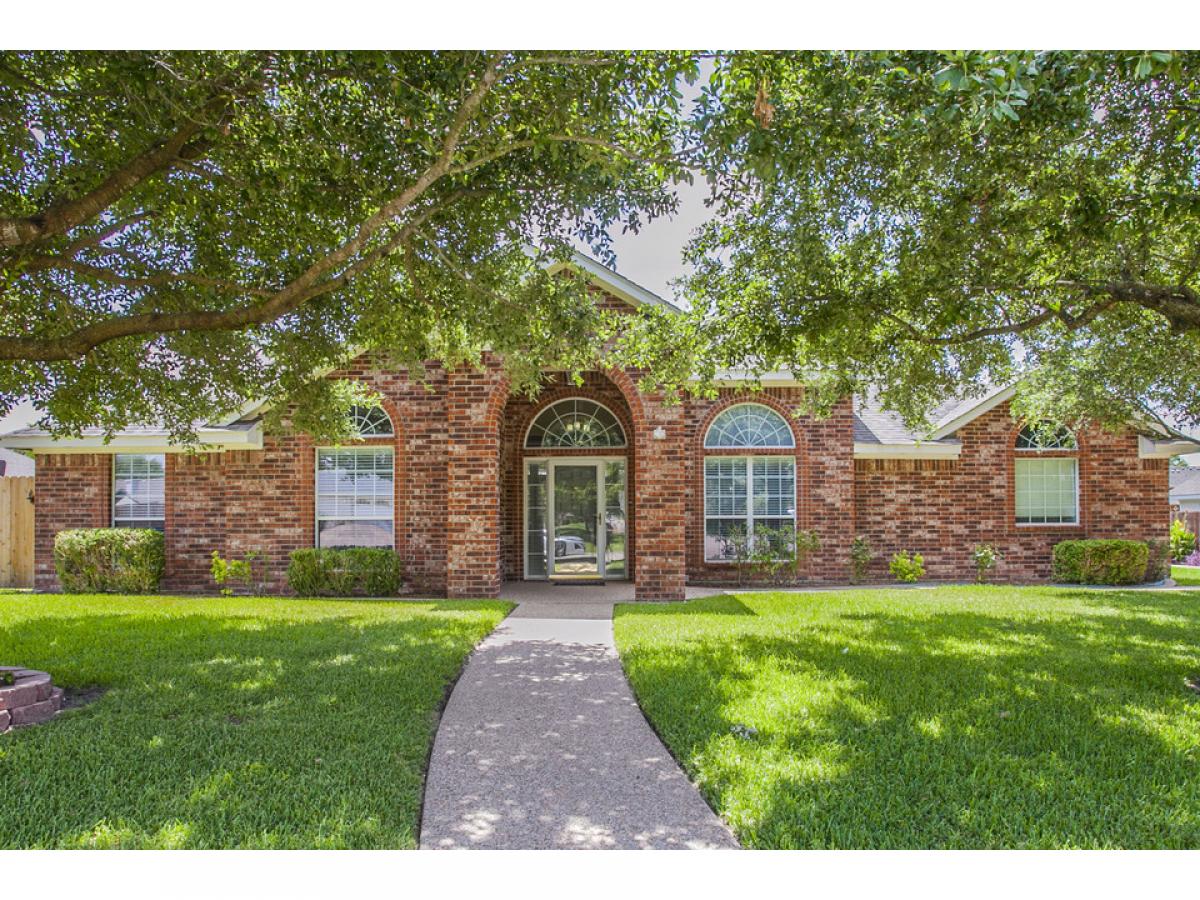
[{"xmin": 419, "ymin": 584, "xmax": 737, "ymax": 849}]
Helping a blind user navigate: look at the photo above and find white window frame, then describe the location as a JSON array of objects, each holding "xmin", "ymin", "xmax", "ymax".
[
  {"xmin": 112, "ymin": 452, "xmax": 166, "ymax": 531},
  {"xmin": 314, "ymin": 446, "xmax": 396, "ymax": 549},
  {"xmin": 524, "ymin": 398, "xmax": 627, "ymax": 449},
  {"xmin": 703, "ymin": 403, "xmax": 796, "ymax": 450},
  {"xmin": 1014, "ymin": 455, "xmax": 1080, "ymax": 526},
  {"xmin": 703, "ymin": 454, "xmax": 797, "ymax": 563}
]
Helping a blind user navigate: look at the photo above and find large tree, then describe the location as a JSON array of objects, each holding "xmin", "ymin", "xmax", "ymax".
[
  {"xmin": 657, "ymin": 50, "xmax": 1200, "ymax": 436},
  {"xmin": 0, "ymin": 50, "xmax": 693, "ymax": 440}
]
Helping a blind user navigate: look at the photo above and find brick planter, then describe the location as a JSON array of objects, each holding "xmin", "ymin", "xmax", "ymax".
[{"xmin": 0, "ymin": 667, "xmax": 63, "ymax": 732}]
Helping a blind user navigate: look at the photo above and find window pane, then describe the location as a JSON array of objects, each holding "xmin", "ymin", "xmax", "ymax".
[
  {"xmin": 752, "ymin": 458, "xmax": 795, "ymax": 517},
  {"xmin": 705, "ymin": 518, "xmax": 744, "ymax": 562},
  {"xmin": 704, "ymin": 404, "xmax": 795, "ymax": 449},
  {"xmin": 1015, "ymin": 458, "xmax": 1077, "ymax": 524},
  {"xmin": 318, "ymin": 519, "xmax": 393, "ymax": 548},
  {"xmin": 704, "ymin": 458, "xmax": 747, "ymax": 516},
  {"xmin": 526, "ymin": 461, "xmax": 548, "ymax": 577},
  {"xmin": 113, "ymin": 453, "xmax": 165, "ymax": 530},
  {"xmin": 315, "ymin": 448, "xmax": 394, "ymax": 548}
]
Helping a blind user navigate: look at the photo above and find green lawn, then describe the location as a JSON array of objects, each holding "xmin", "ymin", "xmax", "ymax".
[
  {"xmin": 1173, "ymin": 565, "xmax": 1200, "ymax": 586},
  {"xmin": 0, "ymin": 592, "xmax": 509, "ymax": 848},
  {"xmin": 614, "ymin": 586, "xmax": 1200, "ymax": 849}
]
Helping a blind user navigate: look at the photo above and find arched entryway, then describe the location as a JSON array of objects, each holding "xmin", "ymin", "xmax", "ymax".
[{"xmin": 499, "ymin": 373, "xmax": 636, "ymax": 583}]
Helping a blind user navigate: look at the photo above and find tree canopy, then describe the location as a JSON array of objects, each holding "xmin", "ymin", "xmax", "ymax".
[
  {"xmin": 4, "ymin": 50, "xmax": 1200, "ymax": 441},
  {"xmin": 0, "ymin": 50, "xmax": 693, "ymax": 440},
  {"xmin": 661, "ymin": 50, "xmax": 1200, "ymax": 436}
]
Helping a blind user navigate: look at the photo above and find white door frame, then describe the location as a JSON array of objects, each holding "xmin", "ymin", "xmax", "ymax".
[{"xmin": 524, "ymin": 455, "xmax": 627, "ymax": 581}]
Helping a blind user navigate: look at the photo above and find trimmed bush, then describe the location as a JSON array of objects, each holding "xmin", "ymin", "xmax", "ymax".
[
  {"xmin": 1144, "ymin": 540, "xmax": 1170, "ymax": 583},
  {"xmin": 54, "ymin": 528, "xmax": 165, "ymax": 593},
  {"xmin": 286, "ymin": 548, "xmax": 403, "ymax": 596},
  {"xmin": 888, "ymin": 550, "xmax": 924, "ymax": 583},
  {"xmin": 1052, "ymin": 539, "xmax": 1150, "ymax": 585}
]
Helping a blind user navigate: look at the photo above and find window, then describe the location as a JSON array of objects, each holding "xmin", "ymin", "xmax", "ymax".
[
  {"xmin": 350, "ymin": 404, "xmax": 393, "ymax": 437},
  {"xmin": 704, "ymin": 403, "xmax": 795, "ymax": 449},
  {"xmin": 113, "ymin": 453, "xmax": 165, "ymax": 530},
  {"xmin": 1015, "ymin": 423, "xmax": 1078, "ymax": 525},
  {"xmin": 702, "ymin": 405, "xmax": 796, "ymax": 562},
  {"xmin": 526, "ymin": 399, "xmax": 626, "ymax": 448},
  {"xmin": 316, "ymin": 448, "xmax": 395, "ymax": 548},
  {"xmin": 704, "ymin": 457, "xmax": 796, "ymax": 561}
]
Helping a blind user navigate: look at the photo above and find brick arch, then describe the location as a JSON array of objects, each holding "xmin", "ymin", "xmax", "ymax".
[{"xmin": 498, "ymin": 370, "xmax": 640, "ymax": 582}]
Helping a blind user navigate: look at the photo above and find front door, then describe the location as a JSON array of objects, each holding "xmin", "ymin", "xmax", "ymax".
[{"xmin": 535, "ymin": 458, "xmax": 627, "ymax": 581}]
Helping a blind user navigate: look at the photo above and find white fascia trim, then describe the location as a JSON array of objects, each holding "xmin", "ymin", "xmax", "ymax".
[
  {"xmin": 853, "ymin": 441, "xmax": 962, "ymax": 460},
  {"xmin": 0, "ymin": 425, "xmax": 264, "ymax": 454},
  {"xmin": 544, "ymin": 251, "xmax": 679, "ymax": 312},
  {"xmin": 929, "ymin": 384, "xmax": 1018, "ymax": 440},
  {"xmin": 1139, "ymin": 436, "xmax": 1200, "ymax": 459}
]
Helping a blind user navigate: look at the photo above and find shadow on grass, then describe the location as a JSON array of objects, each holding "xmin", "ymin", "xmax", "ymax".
[
  {"xmin": 617, "ymin": 589, "xmax": 1200, "ymax": 848},
  {"xmin": 0, "ymin": 599, "xmax": 505, "ymax": 848}
]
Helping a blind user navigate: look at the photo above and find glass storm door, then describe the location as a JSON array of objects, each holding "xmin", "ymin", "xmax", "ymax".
[{"xmin": 551, "ymin": 463, "xmax": 601, "ymax": 579}]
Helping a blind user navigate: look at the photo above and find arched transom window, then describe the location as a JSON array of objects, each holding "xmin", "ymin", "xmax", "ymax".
[
  {"xmin": 1015, "ymin": 422, "xmax": 1078, "ymax": 525},
  {"xmin": 1015, "ymin": 422, "xmax": 1076, "ymax": 450},
  {"xmin": 704, "ymin": 403, "xmax": 795, "ymax": 449},
  {"xmin": 703, "ymin": 403, "xmax": 796, "ymax": 562},
  {"xmin": 350, "ymin": 404, "xmax": 394, "ymax": 438},
  {"xmin": 526, "ymin": 399, "xmax": 626, "ymax": 449}
]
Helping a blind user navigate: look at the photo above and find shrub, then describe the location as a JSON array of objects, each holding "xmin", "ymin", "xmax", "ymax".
[
  {"xmin": 1170, "ymin": 518, "xmax": 1196, "ymax": 561},
  {"xmin": 286, "ymin": 548, "xmax": 403, "ymax": 596},
  {"xmin": 850, "ymin": 536, "xmax": 873, "ymax": 583},
  {"xmin": 210, "ymin": 549, "xmax": 269, "ymax": 596},
  {"xmin": 721, "ymin": 524, "xmax": 821, "ymax": 586},
  {"xmin": 972, "ymin": 543, "xmax": 1000, "ymax": 583},
  {"xmin": 54, "ymin": 528, "xmax": 165, "ymax": 593},
  {"xmin": 1144, "ymin": 540, "xmax": 1170, "ymax": 582},
  {"xmin": 1052, "ymin": 539, "xmax": 1150, "ymax": 585},
  {"xmin": 889, "ymin": 550, "xmax": 924, "ymax": 583}
]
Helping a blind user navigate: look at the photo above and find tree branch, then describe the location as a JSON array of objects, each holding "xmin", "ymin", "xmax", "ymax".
[{"xmin": 0, "ymin": 97, "xmax": 229, "ymax": 249}]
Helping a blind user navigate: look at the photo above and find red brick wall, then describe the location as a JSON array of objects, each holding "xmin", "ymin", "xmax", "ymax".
[
  {"xmin": 851, "ymin": 401, "xmax": 1169, "ymax": 582},
  {"xmin": 32, "ymin": 454, "xmax": 111, "ymax": 591}
]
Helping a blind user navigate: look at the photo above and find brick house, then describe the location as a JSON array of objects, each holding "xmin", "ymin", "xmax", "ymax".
[{"xmin": 3, "ymin": 254, "xmax": 1193, "ymax": 600}]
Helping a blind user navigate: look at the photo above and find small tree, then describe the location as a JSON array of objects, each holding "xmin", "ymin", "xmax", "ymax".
[
  {"xmin": 1170, "ymin": 519, "xmax": 1196, "ymax": 562},
  {"xmin": 972, "ymin": 543, "xmax": 1000, "ymax": 583},
  {"xmin": 849, "ymin": 536, "xmax": 873, "ymax": 584}
]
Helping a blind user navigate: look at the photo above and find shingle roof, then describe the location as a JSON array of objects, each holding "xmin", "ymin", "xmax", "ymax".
[
  {"xmin": 853, "ymin": 394, "xmax": 965, "ymax": 446},
  {"xmin": 0, "ymin": 447, "xmax": 34, "ymax": 476},
  {"xmin": 1170, "ymin": 466, "xmax": 1200, "ymax": 499}
]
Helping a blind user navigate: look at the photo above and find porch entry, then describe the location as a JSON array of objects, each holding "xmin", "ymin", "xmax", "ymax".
[{"xmin": 524, "ymin": 458, "xmax": 627, "ymax": 581}]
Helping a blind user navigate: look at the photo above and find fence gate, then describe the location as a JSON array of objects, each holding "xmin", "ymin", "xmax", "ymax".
[{"xmin": 0, "ymin": 476, "xmax": 34, "ymax": 588}]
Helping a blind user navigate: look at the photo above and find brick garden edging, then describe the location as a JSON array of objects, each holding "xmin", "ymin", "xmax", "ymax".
[{"xmin": 0, "ymin": 666, "xmax": 63, "ymax": 732}]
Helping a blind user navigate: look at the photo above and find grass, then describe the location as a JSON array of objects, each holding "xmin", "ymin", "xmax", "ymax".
[
  {"xmin": 0, "ymin": 591, "xmax": 509, "ymax": 848},
  {"xmin": 1172, "ymin": 565, "xmax": 1200, "ymax": 586},
  {"xmin": 614, "ymin": 586, "xmax": 1200, "ymax": 849}
]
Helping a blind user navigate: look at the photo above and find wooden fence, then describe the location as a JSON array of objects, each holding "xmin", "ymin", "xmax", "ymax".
[{"xmin": 0, "ymin": 476, "xmax": 34, "ymax": 588}]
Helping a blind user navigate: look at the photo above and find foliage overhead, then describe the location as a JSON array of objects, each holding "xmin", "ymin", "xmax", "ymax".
[
  {"xmin": 5, "ymin": 50, "xmax": 1200, "ymax": 440},
  {"xmin": 639, "ymin": 50, "xmax": 1200, "ymax": 436},
  {"xmin": 0, "ymin": 50, "xmax": 694, "ymax": 440}
]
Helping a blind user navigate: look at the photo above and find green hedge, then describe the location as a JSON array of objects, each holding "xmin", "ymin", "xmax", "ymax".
[
  {"xmin": 286, "ymin": 548, "xmax": 403, "ymax": 596},
  {"xmin": 53, "ymin": 528, "xmax": 165, "ymax": 593},
  {"xmin": 1052, "ymin": 539, "xmax": 1150, "ymax": 585}
]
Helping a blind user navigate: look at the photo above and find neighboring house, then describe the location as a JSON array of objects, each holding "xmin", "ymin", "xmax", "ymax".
[
  {"xmin": 1170, "ymin": 466, "xmax": 1200, "ymax": 512},
  {"xmin": 2, "ymin": 254, "xmax": 1195, "ymax": 599},
  {"xmin": 0, "ymin": 447, "xmax": 34, "ymax": 478}
]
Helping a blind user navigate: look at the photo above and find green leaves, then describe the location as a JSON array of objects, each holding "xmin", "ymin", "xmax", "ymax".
[
  {"xmin": 682, "ymin": 50, "xmax": 1200, "ymax": 434},
  {"xmin": 0, "ymin": 51, "xmax": 694, "ymax": 440}
]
